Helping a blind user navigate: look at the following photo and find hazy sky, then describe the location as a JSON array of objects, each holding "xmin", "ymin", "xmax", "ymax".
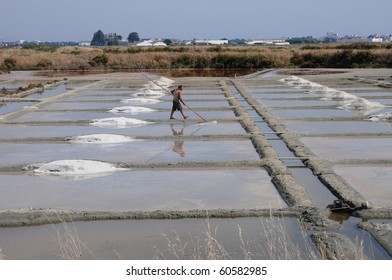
[{"xmin": 1, "ymin": 0, "xmax": 391, "ymax": 41}]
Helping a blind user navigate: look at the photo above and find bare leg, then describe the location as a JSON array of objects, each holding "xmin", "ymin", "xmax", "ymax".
[
  {"xmin": 170, "ymin": 110, "xmax": 175, "ymax": 119},
  {"xmin": 180, "ymin": 110, "xmax": 188, "ymax": 119}
]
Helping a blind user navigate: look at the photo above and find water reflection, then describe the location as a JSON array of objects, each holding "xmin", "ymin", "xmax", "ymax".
[{"xmin": 171, "ymin": 123, "xmax": 185, "ymax": 157}]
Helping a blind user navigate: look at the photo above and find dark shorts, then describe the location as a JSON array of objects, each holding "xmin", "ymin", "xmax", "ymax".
[{"xmin": 172, "ymin": 101, "xmax": 183, "ymax": 111}]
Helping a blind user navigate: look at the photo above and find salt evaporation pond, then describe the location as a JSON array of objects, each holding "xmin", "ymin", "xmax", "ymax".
[
  {"xmin": 0, "ymin": 140, "xmax": 259, "ymax": 166},
  {"xmin": 299, "ymin": 137, "xmax": 392, "ymax": 160},
  {"xmin": 0, "ymin": 122, "xmax": 247, "ymax": 139},
  {"xmin": 0, "ymin": 102, "xmax": 37, "ymax": 115},
  {"xmin": 9, "ymin": 110, "xmax": 236, "ymax": 122},
  {"xmin": 2, "ymin": 70, "xmax": 392, "ymax": 260},
  {"xmin": 285, "ymin": 121, "xmax": 392, "ymax": 135},
  {"xmin": 0, "ymin": 217, "xmax": 312, "ymax": 260},
  {"xmin": 333, "ymin": 165, "xmax": 392, "ymax": 207},
  {"xmin": 0, "ymin": 169, "xmax": 284, "ymax": 211},
  {"xmin": 66, "ymin": 134, "xmax": 137, "ymax": 144}
]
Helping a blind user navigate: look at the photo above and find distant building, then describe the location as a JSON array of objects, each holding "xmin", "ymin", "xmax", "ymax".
[
  {"xmin": 193, "ymin": 39, "xmax": 228, "ymax": 45},
  {"xmin": 78, "ymin": 41, "xmax": 91, "ymax": 47},
  {"xmin": 339, "ymin": 35, "xmax": 366, "ymax": 43},
  {"xmin": 246, "ymin": 39, "xmax": 289, "ymax": 45},
  {"xmin": 134, "ymin": 39, "xmax": 167, "ymax": 47},
  {"xmin": 136, "ymin": 40, "xmax": 153, "ymax": 47},
  {"xmin": 153, "ymin": 41, "xmax": 167, "ymax": 47},
  {"xmin": 368, "ymin": 34, "xmax": 383, "ymax": 42}
]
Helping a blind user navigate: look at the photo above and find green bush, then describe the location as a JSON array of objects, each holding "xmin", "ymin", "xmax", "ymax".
[
  {"xmin": 2, "ymin": 57, "xmax": 17, "ymax": 71},
  {"xmin": 22, "ymin": 44, "xmax": 58, "ymax": 53},
  {"xmin": 90, "ymin": 54, "xmax": 109, "ymax": 66}
]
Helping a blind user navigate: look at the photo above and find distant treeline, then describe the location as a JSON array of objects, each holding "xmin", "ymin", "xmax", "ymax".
[{"xmin": 1, "ymin": 43, "xmax": 392, "ymax": 73}]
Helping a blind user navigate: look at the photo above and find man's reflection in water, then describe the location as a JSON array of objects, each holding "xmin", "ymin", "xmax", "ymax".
[{"xmin": 170, "ymin": 123, "xmax": 185, "ymax": 157}]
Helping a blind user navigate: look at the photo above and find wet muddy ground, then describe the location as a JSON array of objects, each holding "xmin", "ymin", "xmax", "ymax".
[{"xmin": 0, "ymin": 69, "xmax": 391, "ymax": 260}]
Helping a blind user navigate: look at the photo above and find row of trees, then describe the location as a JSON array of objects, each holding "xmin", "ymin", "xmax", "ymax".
[{"xmin": 91, "ymin": 30, "xmax": 140, "ymax": 46}]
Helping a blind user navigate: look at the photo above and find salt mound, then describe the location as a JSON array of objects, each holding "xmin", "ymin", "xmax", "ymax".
[
  {"xmin": 340, "ymin": 98, "xmax": 385, "ymax": 110},
  {"xmin": 368, "ymin": 112, "xmax": 392, "ymax": 122},
  {"xmin": 279, "ymin": 76, "xmax": 299, "ymax": 82},
  {"xmin": 133, "ymin": 89, "xmax": 165, "ymax": 98},
  {"xmin": 91, "ymin": 117, "xmax": 151, "ymax": 128},
  {"xmin": 143, "ymin": 82, "xmax": 164, "ymax": 90},
  {"xmin": 33, "ymin": 160, "xmax": 120, "ymax": 175},
  {"xmin": 321, "ymin": 90, "xmax": 357, "ymax": 101},
  {"xmin": 66, "ymin": 134, "xmax": 136, "ymax": 144},
  {"xmin": 121, "ymin": 98, "xmax": 161, "ymax": 105},
  {"xmin": 108, "ymin": 106, "xmax": 156, "ymax": 114},
  {"xmin": 158, "ymin": 76, "xmax": 174, "ymax": 85}
]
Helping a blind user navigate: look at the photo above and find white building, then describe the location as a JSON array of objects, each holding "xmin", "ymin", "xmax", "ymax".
[
  {"xmin": 136, "ymin": 40, "xmax": 154, "ymax": 47},
  {"xmin": 368, "ymin": 34, "xmax": 383, "ymax": 42},
  {"xmin": 193, "ymin": 39, "xmax": 228, "ymax": 45},
  {"xmin": 78, "ymin": 41, "xmax": 91, "ymax": 47},
  {"xmin": 246, "ymin": 39, "xmax": 289, "ymax": 45}
]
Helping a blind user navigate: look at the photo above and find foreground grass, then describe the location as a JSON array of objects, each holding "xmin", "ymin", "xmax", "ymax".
[{"xmin": 1, "ymin": 43, "xmax": 392, "ymax": 73}]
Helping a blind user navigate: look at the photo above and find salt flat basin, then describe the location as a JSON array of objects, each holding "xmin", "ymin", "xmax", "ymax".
[
  {"xmin": 0, "ymin": 122, "xmax": 247, "ymax": 139},
  {"xmin": 270, "ymin": 109, "xmax": 355, "ymax": 119},
  {"xmin": 0, "ymin": 169, "xmax": 284, "ymax": 211},
  {"xmin": 346, "ymin": 91, "xmax": 392, "ymax": 98},
  {"xmin": 40, "ymin": 100, "xmax": 230, "ymax": 110},
  {"xmin": 26, "ymin": 84, "xmax": 68, "ymax": 99},
  {"xmin": 332, "ymin": 165, "xmax": 392, "ymax": 207},
  {"xmin": 299, "ymin": 137, "xmax": 392, "ymax": 160},
  {"xmin": 78, "ymin": 89, "xmax": 138, "ymax": 95},
  {"xmin": 246, "ymin": 87, "xmax": 302, "ymax": 93},
  {"xmin": 285, "ymin": 121, "xmax": 392, "ymax": 135},
  {"xmin": 0, "ymin": 140, "xmax": 259, "ymax": 166},
  {"xmin": 9, "ymin": 110, "xmax": 236, "ymax": 122},
  {"xmin": 250, "ymin": 93, "xmax": 313, "ymax": 99},
  {"xmin": 0, "ymin": 102, "xmax": 37, "ymax": 115},
  {"xmin": 0, "ymin": 217, "xmax": 309, "ymax": 260},
  {"xmin": 63, "ymin": 93, "xmax": 227, "ymax": 102},
  {"xmin": 258, "ymin": 99, "xmax": 337, "ymax": 107}
]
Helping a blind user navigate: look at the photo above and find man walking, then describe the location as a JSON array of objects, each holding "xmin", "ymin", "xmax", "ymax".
[{"xmin": 169, "ymin": 85, "xmax": 188, "ymax": 120}]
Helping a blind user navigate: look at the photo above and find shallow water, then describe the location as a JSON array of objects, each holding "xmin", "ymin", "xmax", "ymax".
[
  {"xmin": 26, "ymin": 84, "xmax": 68, "ymax": 99},
  {"xmin": 299, "ymin": 137, "xmax": 392, "ymax": 160},
  {"xmin": 285, "ymin": 121, "xmax": 392, "ymax": 134},
  {"xmin": 332, "ymin": 165, "xmax": 392, "ymax": 207},
  {"xmin": 258, "ymin": 99, "xmax": 337, "ymax": 107},
  {"xmin": 0, "ymin": 122, "xmax": 247, "ymax": 139},
  {"xmin": 0, "ymin": 169, "xmax": 284, "ymax": 211},
  {"xmin": 0, "ymin": 217, "xmax": 314, "ymax": 260},
  {"xmin": 0, "ymin": 101, "xmax": 37, "ymax": 115},
  {"xmin": 10, "ymin": 110, "xmax": 236, "ymax": 122},
  {"xmin": 0, "ymin": 140, "xmax": 259, "ymax": 166},
  {"xmin": 270, "ymin": 109, "xmax": 355, "ymax": 119}
]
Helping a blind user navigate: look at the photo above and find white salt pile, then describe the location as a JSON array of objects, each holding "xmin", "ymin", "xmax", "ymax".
[
  {"xmin": 339, "ymin": 98, "xmax": 385, "ymax": 110},
  {"xmin": 368, "ymin": 111, "xmax": 392, "ymax": 122},
  {"xmin": 320, "ymin": 90, "xmax": 357, "ymax": 101},
  {"xmin": 133, "ymin": 89, "xmax": 165, "ymax": 98},
  {"xmin": 121, "ymin": 98, "xmax": 161, "ymax": 105},
  {"xmin": 143, "ymin": 82, "xmax": 166, "ymax": 91},
  {"xmin": 91, "ymin": 117, "xmax": 151, "ymax": 128},
  {"xmin": 33, "ymin": 159, "xmax": 122, "ymax": 175},
  {"xmin": 66, "ymin": 134, "xmax": 136, "ymax": 144},
  {"xmin": 280, "ymin": 75, "xmax": 386, "ymax": 113},
  {"xmin": 158, "ymin": 76, "xmax": 175, "ymax": 86},
  {"xmin": 108, "ymin": 106, "xmax": 156, "ymax": 114}
]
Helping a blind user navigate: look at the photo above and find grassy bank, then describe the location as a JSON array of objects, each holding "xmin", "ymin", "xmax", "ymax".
[{"xmin": 1, "ymin": 43, "xmax": 392, "ymax": 73}]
